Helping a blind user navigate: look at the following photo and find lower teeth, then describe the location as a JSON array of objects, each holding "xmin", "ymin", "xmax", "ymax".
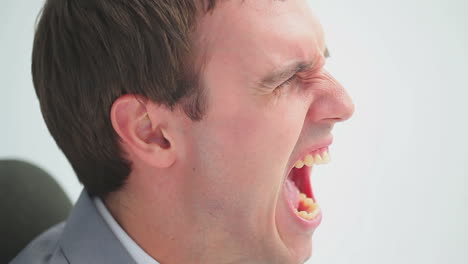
[{"xmin": 295, "ymin": 193, "xmax": 321, "ymax": 220}]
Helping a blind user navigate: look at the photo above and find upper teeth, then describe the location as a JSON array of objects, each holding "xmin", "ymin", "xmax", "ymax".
[{"xmin": 294, "ymin": 151, "xmax": 330, "ymax": 169}]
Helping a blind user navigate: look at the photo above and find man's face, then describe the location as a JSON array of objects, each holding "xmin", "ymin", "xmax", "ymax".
[{"xmin": 180, "ymin": 0, "xmax": 354, "ymax": 262}]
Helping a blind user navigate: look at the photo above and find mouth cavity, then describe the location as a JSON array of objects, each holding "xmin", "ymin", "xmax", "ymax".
[{"xmin": 286, "ymin": 149, "xmax": 330, "ymax": 221}]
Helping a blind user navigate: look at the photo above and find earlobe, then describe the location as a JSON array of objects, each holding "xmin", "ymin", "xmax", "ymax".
[{"xmin": 110, "ymin": 95, "xmax": 176, "ymax": 168}]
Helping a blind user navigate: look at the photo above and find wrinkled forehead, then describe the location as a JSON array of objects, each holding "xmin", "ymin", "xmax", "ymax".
[{"xmin": 195, "ymin": 0, "xmax": 325, "ymax": 81}]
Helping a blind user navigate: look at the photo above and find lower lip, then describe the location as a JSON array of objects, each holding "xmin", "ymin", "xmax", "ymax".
[{"xmin": 282, "ymin": 180, "xmax": 323, "ymax": 231}]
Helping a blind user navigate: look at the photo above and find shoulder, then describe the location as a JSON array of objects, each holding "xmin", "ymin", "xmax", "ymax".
[
  {"xmin": 10, "ymin": 222, "xmax": 69, "ymax": 264},
  {"xmin": 10, "ymin": 190, "xmax": 136, "ymax": 264}
]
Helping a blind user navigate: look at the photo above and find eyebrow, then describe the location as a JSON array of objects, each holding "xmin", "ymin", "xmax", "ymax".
[{"xmin": 259, "ymin": 47, "xmax": 330, "ymax": 87}]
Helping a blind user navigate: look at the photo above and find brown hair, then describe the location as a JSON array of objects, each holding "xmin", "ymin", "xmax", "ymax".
[{"xmin": 32, "ymin": 0, "xmax": 217, "ymax": 197}]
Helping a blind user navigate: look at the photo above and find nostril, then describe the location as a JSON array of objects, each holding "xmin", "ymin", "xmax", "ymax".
[
  {"xmin": 306, "ymin": 95, "xmax": 354, "ymax": 123},
  {"xmin": 325, "ymin": 117, "xmax": 344, "ymax": 122}
]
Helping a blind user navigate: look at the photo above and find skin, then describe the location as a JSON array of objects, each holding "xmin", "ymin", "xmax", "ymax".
[{"xmin": 108, "ymin": 0, "xmax": 354, "ymax": 263}]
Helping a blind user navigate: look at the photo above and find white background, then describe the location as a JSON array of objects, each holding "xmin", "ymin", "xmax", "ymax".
[{"xmin": 1, "ymin": 0, "xmax": 467, "ymax": 263}]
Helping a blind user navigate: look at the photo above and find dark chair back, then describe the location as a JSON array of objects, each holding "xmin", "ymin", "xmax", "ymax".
[{"xmin": 0, "ymin": 159, "xmax": 72, "ymax": 263}]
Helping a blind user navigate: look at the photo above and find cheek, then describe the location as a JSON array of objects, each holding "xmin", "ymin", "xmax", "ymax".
[
  {"xmin": 190, "ymin": 78, "xmax": 309, "ymax": 186},
  {"xmin": 200, "ymin": 97, "xmax": 305, "ymax": 179},
  {"xmin": 186, "ymin": 91, "xmax": 309, "ymax": 230}
]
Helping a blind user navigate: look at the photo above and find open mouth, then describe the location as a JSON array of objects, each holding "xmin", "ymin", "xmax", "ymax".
[{"xmin": 284, "ymin": 148, "xmax": 330, "ymax": 222}]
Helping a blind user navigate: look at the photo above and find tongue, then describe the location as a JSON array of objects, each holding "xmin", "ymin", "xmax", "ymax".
[{"xmin": 284, "ymin": 177, "xmax": 300, "ymax": 209}]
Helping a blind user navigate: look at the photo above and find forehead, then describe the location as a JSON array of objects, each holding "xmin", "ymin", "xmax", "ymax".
[{"xmin": 196, "ymin": 0, "xmax": 325, "ymax": 81}]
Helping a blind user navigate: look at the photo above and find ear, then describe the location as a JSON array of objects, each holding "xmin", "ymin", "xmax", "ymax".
[{"xmin": 110, "ymin": 94, "xmax": 176, "ymax": 168}]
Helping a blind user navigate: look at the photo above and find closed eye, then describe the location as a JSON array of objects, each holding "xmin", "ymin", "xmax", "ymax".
[
  {"xmin": 275, "ymin": 75, "xmax": 297, "ymax": 90},
  {"xmin": 273, "ymin": 47, "xmax": 330, "ymax": 91}
]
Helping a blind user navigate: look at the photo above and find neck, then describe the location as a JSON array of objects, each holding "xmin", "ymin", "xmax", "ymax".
[{"xmin": 104, "ymin": 178, "xmax": 255, "ymax": 264}]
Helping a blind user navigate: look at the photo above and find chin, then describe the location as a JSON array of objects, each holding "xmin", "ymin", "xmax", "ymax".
[
  {"xmin": 288, "ymin": 233, "xmax": 314, "ymax": 264},
  {"xmin": 298, "ymin": 240, "xmax": 313, "ymax": 263}
]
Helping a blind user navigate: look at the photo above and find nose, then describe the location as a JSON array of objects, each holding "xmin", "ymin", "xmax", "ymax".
[{"xmin": 306, "ymin": 70, "xmax": 354, "ymax": 123}]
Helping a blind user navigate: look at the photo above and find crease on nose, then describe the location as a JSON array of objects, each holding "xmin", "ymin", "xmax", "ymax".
[{"xmin": 306, "ymin": 71, "xmax": 355, "ymax": 123}]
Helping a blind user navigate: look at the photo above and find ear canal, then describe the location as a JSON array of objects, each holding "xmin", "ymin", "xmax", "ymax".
[
  {"xmin": 137, "ymin": 114, "xmax": 171, "ymax": 149},
  {"xmin": 147, "ymin": 132, "xmax": 171, "ymax": 149}
]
